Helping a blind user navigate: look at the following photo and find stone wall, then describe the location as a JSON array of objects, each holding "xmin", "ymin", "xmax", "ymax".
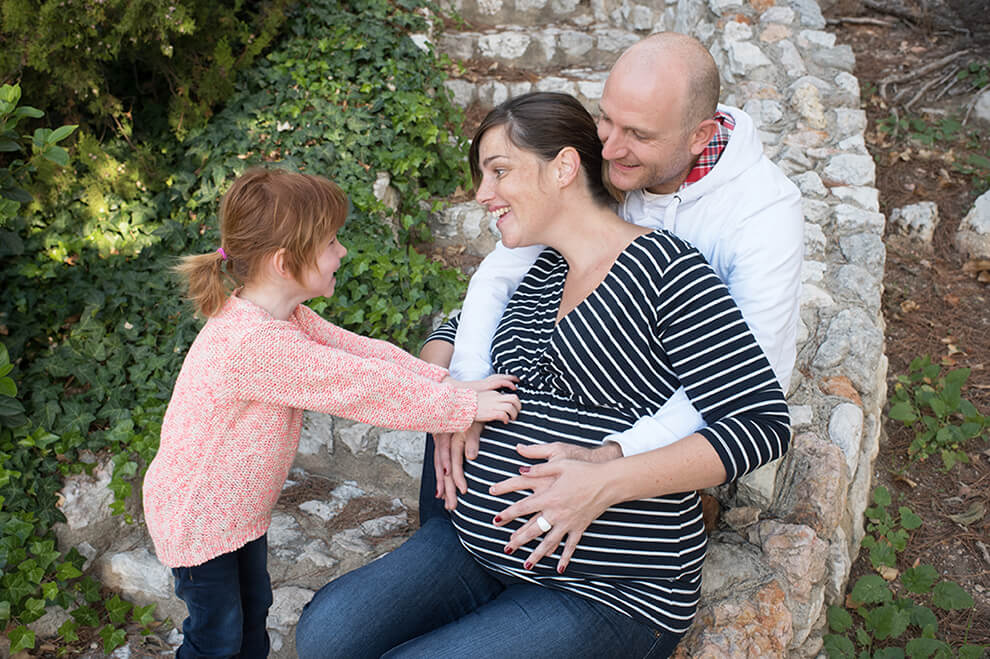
[{"xmin": 42, "ymin": 0, "xmax": 887, "ymax": 656}]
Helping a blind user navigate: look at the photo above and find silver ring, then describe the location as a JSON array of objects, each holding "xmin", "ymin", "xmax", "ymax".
[{"xmin": 536, "ymin": 515, "xmax": 552, "ymax": 533}]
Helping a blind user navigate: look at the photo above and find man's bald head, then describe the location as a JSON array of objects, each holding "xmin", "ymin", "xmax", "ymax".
[{"xmin": 611, "ymin": 32, "xmax": 720, "ymax": 129}]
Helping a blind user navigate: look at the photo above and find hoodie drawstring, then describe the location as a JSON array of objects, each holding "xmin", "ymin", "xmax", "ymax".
[{"xmin": 663, "ymin": 195, "xmax": 682, "ymax": 234}]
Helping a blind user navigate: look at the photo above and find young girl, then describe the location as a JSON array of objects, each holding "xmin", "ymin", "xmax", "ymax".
[{"xmin": 142, "ymin": 167, "xmax": 520, "ymax": 658}]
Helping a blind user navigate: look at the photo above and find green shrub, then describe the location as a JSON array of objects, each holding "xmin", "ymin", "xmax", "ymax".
[
  {"xmin": 1, "ymin": 0, "xmax": 468, "ymax": 647},
  {"xmin": 824, "ymin": 487, "xmax": 985, "ymax": 658},
  {"xmin": 888, "ymin": 356, "xmax": 988, "ymax": 471},
  {"xmin": 0, "ymin": 0, "xmax": 293, "ymax": 138},
  {"xmin": 0, "ymin": 83, "xmax": 76, "ymax": 229}
]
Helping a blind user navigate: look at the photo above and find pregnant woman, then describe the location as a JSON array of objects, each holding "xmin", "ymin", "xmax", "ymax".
[{"xmin": 295, "ymin": 92, "xmax": 791, "ymax": 658}]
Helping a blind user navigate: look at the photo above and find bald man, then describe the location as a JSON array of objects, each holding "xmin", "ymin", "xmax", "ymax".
[{"xmin": 420, "ymin": 32, "xmax": 803, "ymax": 514}]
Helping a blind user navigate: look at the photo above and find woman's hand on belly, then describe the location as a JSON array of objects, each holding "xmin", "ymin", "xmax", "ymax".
[{"xmin": 489, "ymin": 442, "xmax": 621, "ymax": 573}]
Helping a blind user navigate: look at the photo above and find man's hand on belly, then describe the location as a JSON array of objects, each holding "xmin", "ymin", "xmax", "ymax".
[{"xmin": 436, "ymin": 421, "xmax": 484, "ymax": 510}]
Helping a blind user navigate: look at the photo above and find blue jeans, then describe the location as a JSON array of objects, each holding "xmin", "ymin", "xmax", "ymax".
[
  {"xmin": 417, "ymin": 433, "xmax": 446, "ymax": 524},
  {"xmin": 172, "ymin": 534, "xmax": 273, "ymax": 658},
  {"xmin": 296, "ymin": 516, "xmax": 682, "ymax": 659}
]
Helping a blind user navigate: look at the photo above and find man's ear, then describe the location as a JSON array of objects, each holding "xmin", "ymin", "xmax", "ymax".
[
  {"xmin": 689, "ymin": 119, "xmax": 719, "ymax": 155},
  {"xmin": 554, "ymin": 147, "xmax": 581, "ymax": 187}
]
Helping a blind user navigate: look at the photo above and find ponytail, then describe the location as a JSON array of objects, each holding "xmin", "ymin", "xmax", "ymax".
[{"xmin": 174, "ymin": 250, "xmax": 232, "ymax": 317}]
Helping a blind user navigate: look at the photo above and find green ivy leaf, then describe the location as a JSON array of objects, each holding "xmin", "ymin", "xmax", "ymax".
[
  {"xmin": 76, "ymin": 576, "xmax": 101, "ymax": 603},
  {"xmin": 58, "ymin": 617, "xmax": 80, "ymax": 642},
  {"xmin": 133, "ymin": 602, "xmax": 157, "ymax": 625},
  {"xmin": 931, "ymin": 580, "xmax": 974, "ymax": 610},
  {"xmin": 56, "ymin": 561, "xmax": 83, "ymax": 581},
  {"xmin": 41, "ymin": 580, "xmax": 59, "ymax": 601},
  {"xmin": 9, "ymin": 625, "xmax": 35, "ymax": 652},
  {"xmin": 105, "ymin": 593, "xmax": 132, "ymax": 623},
  {"xmin": 99, "ymin": 625, "xmax": 128, "ymax": 653},
  {"xmin": 71, "ymin": 604, "xmax": 100, "ymax": 627}
]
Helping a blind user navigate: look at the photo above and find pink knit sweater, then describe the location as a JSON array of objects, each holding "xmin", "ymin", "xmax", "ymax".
[{"xmin": 143, "ymin": 294, "xmax": 477, "ymax": 567}]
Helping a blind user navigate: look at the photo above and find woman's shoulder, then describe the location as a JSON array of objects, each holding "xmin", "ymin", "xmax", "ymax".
[{"xmin": 625, "ymin": 229, "xmax": 707, "ymax": 269}]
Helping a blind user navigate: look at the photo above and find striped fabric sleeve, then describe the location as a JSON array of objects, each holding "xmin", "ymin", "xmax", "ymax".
[
  {"xmin": 422, "ymin": 312, "xmax": 460, "ymax": 346},
  {"xmin": 655, "ymin": 248, "xmax": 791, "ymax": 483}
]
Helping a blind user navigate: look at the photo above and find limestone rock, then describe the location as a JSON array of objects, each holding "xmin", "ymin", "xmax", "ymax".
[
  {"xmin": 27, "ymin": 606, "xmax": 72, "ymax": 639},
  {"xmin": 268, "ymin": 586, "xmax": 314, "ymax": 634},
  {"xmin": 773, "ymin": 432, "xmax": 847, "ymax": 537},
  {"xmin": 827, "ymin": 402, "xmax": 864, "ymax": 478},
  {"xmin": 675, "ymin": 579, "xmax": 792, "ymax": 658},
  {"xmin": 337, "ymin": 420, "xmax": 374, "ymax": 455},
  {"xmin": 736, "ymin": 458, "xmax": 782, "ymax": 509},
  {"xmin": 834, "ymin": 203, "xmax": 885, "ymax": 233},
  {"xmin": 823, "ymin": 154, "xmax": 875, "ymax": 186},
  {"xmin": 54, "ymin": 459, "xmax": 121, "ymax": 553},
  {"xmin": 812, "ymin": 309, "xmax": 883, "ymax": 393},
  {"xmin": 831, "ymin": 185, "xmax": 879, "ymax": 211},
  {"xmin": 377, "ymin": 430, "xmax": 427, "ymax": 478},
  {"xmin": 838, "ymin": 232, "xmax": 885, "ymax": 271},
  {"xmin": 97, "ymin": 547, "xmax": 177, "ymax": 619},
  {"xmin": 299, "ymin": 411, "xmax": 333, "ymax": 456},
  {"xmin": 372, "ymin": 171, "xmax": 401, "ymax": 211},
  {"xmin": 889, "ymin": 201, "xmax": 940, "ymax": 243},
  {"xmin": 760, "ymin": 6, "xmax": 795, "ymax": 23},
  {"xmin": 754, "ymin": 520, "xmax": 829, "ymax": 601},
  {"xmin": 972, "ymin": 88, "xmax": 990, "ymax": 126},
  {"xmin": 955, "ymin": 189, "xmax": 990, "ymax": 258},
  {"xmin": 728, "ymin": 41, "xmax": 773, "ymax": 76}
]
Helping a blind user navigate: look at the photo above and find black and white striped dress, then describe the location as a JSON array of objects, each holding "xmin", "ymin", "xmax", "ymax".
[{"xmin": 449, "ymin": 230, "xmax": 791, "ymax": 633}]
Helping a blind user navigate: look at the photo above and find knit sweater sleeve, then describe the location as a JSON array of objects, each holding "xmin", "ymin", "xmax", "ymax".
[
  {"xmin": 655, "ymin": 245, "xmax": 791, "ymax": 483},
  {"xmin": 292, "ymin": 305, "xmax": 449, "ymax": 382},
  {"xmin": 230, "ymin": 322, "xmax": 477, "ymax": 433}
]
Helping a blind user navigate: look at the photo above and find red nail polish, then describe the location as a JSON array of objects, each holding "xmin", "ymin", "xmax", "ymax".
[
  {"xmin": 494, "ymin": 515, "xmax": 502, "ymax": 523},
  {"xmin": 557, "ymin": 565, "xmax": 564, "ymax": 574},
  {"xmin": 524, "ymin": 561, "xmax": 532, "ymax": 570},
  {"xmin": 519, "ymin": 466, "xmax": 531, "ymax": 474},
  {"xmin": 504, "ymin": 545, "xmax": 514, "ymax": 554}
]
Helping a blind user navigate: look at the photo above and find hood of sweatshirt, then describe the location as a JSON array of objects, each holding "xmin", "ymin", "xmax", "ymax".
[{"xmin": 619, "ymin": 104, "xmax": 766, "ymax": 231}]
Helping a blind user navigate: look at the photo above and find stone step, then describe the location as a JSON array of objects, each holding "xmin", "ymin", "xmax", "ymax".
[
  {"xmin": 438, "ymin": 0, "xmax": 669, "ymax": 34},
  {"xmin": 443, "ymin": 67, "xmax": 609, "ymax": 111},
  {"xmin": 436, "ymin": 24, "xmax": 642, "ymax": 72}
]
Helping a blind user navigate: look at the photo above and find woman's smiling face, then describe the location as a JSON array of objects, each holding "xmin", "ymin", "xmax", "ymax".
[{"xmin": 474, "ymin": 125, "xmax": 554, "ymax": 249}]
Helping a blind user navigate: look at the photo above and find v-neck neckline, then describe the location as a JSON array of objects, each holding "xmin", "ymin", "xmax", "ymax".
[{"xmin": 551, "ymin": 230, "xmax": 653, "ymax": 329}]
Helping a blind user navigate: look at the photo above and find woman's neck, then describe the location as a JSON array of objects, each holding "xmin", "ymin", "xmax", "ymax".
[{"xmin": 548, "ymin": 203, "xmax": 646, "ymax": 276}]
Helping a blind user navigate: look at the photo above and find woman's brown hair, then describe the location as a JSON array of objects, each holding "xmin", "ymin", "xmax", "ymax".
[
  {"xmin": 468, "ymin": 92, "xmax": 617, "ymax": 207},
  {"xmin": 175, "ymin": 168, "xmax": 348, "ymax": 317}
]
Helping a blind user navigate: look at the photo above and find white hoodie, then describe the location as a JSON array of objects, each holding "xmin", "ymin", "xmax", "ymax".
[{"xmin": 448, "ymin": 104, "xmax": 803, "ymax": 456}]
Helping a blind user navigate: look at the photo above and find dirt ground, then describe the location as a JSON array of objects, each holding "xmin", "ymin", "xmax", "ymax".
[{"xmin": 827, "ymin": 0, "xmax": 990, "ymax": 649}]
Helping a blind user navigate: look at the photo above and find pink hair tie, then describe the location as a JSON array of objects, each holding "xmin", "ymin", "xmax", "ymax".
[{"xmin": 217, "ymin": 247, "xmax": 228, "ymax": 261}]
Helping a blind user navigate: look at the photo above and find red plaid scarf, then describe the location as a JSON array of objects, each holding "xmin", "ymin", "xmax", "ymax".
[{"xmin": 680, "ymin": 111, "xmax": 735, "ymax": 189}]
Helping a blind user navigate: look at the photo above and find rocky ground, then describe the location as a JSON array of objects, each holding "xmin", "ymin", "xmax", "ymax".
[{"xmin": 827, "ymin": 0, "xmax": 990, "ymax": 648}]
